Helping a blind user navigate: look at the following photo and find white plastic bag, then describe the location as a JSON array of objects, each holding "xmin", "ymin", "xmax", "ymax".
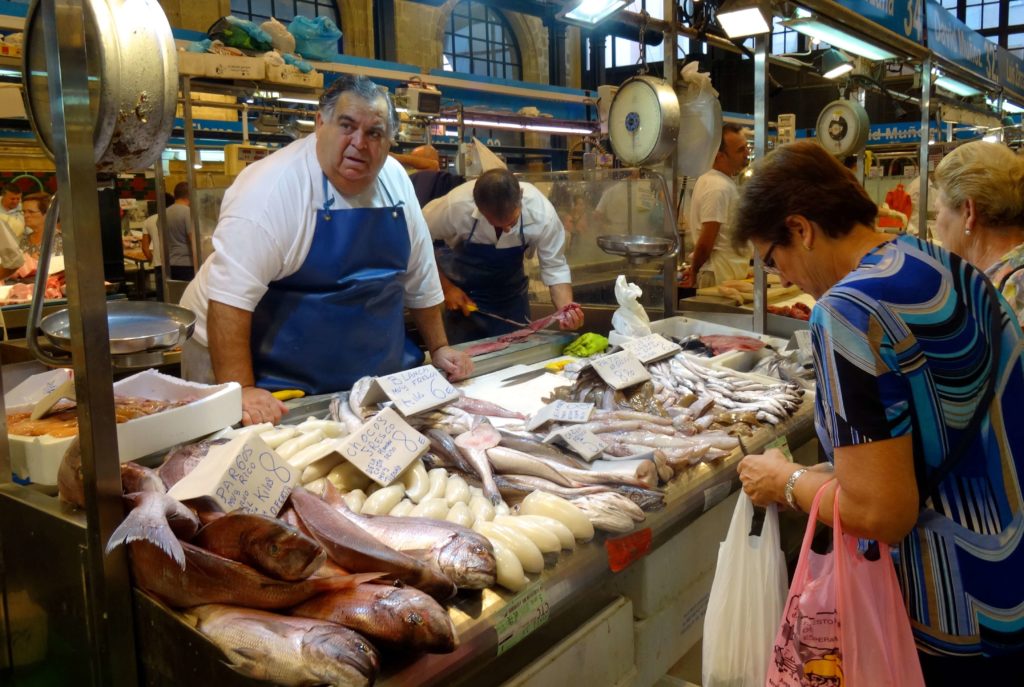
[
  {"xmin": 676, "ymin": 60, "xmax": 723, "ymax": 178},
  {"xmin": 260, "ymin": 17, "xmax": 296, "ymax": 54},
  {"xmin": 608, "ymin": 275, "xmax": 652, "ymax": 347},
  {"xmin": 702, "ymin": 494, "xmax": 787, "ymax": 687}
]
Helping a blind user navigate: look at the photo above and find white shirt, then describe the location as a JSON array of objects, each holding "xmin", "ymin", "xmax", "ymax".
[
  {"xmin": 687, "ymin": 168, "xmax": 751, "ymax": 284},
  {"xmin": 181, "ymin": 135, "xmax": 443, "ymax": 346},
  {"xmin": 423, "ymin": 179, "xmax": 571, "ymax": 286},
  {"xmin": 0, "ymin": 206, "xmax": 24, "ymax": 238},
  {"xmin": 141, "ymin": 213, "xmax": 162, "ymax": 268}
]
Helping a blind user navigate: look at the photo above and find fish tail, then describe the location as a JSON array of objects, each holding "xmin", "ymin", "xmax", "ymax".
[{"xmin": 105, "ymin": 504, "xmax": 186, "ymax": 569}]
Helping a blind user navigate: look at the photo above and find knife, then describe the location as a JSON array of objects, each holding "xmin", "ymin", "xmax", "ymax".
[
  {"xmin": 499, "ymin": 368, "xmax": 550, "ymax": 386},
  {"xmin": 470, "ymin": 307, "xmax": 530, "ymax": 328}
]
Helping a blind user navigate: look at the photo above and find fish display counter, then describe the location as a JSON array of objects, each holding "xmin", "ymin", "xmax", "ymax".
[{"xmin": 127, "ymin": 325, "xmax": 816, "ymax": 687}]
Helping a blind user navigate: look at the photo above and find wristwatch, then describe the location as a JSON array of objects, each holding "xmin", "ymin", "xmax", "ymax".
[{"xmin": 784, "ymin": 468, "xmax": 808, "ymax": 511}]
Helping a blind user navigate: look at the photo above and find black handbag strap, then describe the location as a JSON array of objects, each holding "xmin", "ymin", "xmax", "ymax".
[
  {"xmin": 919, "ymin": 278, "xmax": 1004, "ymax": 505},
  {"xmin": 998, "ymin": 263, "xmax": 1024, "ymax": 291}
]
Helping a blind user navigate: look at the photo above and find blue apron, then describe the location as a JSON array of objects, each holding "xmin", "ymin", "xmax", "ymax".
[
  {"xmin": 250, "ymin": 175, "xmax": 423, "ymax": 393},
  {"xmin": 437, "ymin": 215, "xmax": 528, "ymax": 344}
]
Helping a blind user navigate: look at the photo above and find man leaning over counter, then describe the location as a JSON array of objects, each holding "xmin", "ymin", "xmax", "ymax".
[
  {"xmin": 181, "ymin": 74, "xmax": 472, "ymax": 426},
  {"xmin": 422, "ymin": 168, "xmax": 584, "ymax": 344}
]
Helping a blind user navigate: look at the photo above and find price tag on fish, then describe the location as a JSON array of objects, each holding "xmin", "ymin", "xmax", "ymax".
[
  {"xmin": 167, "ymin": 434, "xmax": 297, "ymax": 517},
  {"xmin": 525, "ymin": 400, "xmax": 594, "ymax": 431},
  {"xmin": 340, "ymin": 407, "xmax": 429, "ymax": 487},
  {"xmin": 589, "ymin": 350, "xmax": 651, "ymax": 390},
  {"xmin": 621, "ymin": 333, "xmax": 681, "ymax": 364},
  {"xmin": 362, "ymin": 365, "xmax": 460, "ymax": 416},
  {"xmin": 543, "ymin": 425, "xmax": 606, "ymax": 461},
  {"xmin": 495, "ymin": 581, "xmax": 550, "ymax": 656}
]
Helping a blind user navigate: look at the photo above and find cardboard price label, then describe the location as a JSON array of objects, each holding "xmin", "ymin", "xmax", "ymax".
[
  {"xmin": 495, "ymin": 582, "xmax": 550, "ymax": 656},
  {"xmin": 590, "ymin": 350, "xmax": 651, "ymax": 389},
  {"xmin": 525, "ymin": 400, "xmax": 594, "ymax": 431},
  {"xmin": 621, "ymin": 333, "xmax": 681, "ymax": 363},
  {"xmin": 362, "ymin": 365, "xmax": 460, "ymax": 416},
  {"xmin": 544, "ymin": 425, "xmax": 606, "ymax": 461},
  {"xmin": 167, "ymin": 434, "xmax": 297, "ymax": 517},
  {"xmin": 340, "ymin": 407, "xmax": 429, "ymax": 486}
]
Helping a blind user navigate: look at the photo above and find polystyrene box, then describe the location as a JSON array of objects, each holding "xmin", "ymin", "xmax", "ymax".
[
  {"xmin": 264, "ymin": 63, "xmax": 323, "ymax": 88},
  {"xmin": 7, "ymin": 370, "xmax": 242, "ymax": 486},
  {"xmin": 649, "ymin": 316, "xmax": 789, "ymax": 358}
]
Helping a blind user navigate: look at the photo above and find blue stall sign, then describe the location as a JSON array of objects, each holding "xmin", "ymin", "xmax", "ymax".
[
  {"xmin": 926, "ymin": 1, "xmax": 998, "ymax": 83},
  {"xmin": 836, "ymin": 0, "xmax": 923, "ymax": 44},
  {"xmin": 997, "ymin": 46, "xmax": 1024, "ymax": 103}
]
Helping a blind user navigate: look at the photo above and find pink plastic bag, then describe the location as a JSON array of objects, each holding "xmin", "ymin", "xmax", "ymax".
[{"xmin": 766, "ymin": 481, "xmax": 924, "ymax": 687}]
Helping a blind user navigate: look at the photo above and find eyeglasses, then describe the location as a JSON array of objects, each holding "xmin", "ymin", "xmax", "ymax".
[{"xmin": 760, "ymin": 241, "xmax": 780, "ymax": 275}]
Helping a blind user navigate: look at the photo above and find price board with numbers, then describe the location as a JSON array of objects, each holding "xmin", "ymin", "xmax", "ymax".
[
  {"xmin": 525, "ymin": 400, "xmax": 594, "ymax": 431},
  {"xmin": 621, "ymin": 333, "xmax": 681, "ymax": 364},
  {"xmin": 544, "ymin": 424, "xmax": 606, "ymax": 461},
  {"xmin": 339, "ymin": 407, "xmax": 430, "ymax": 486},
  {"xmin": 590, "ymin": 350, "xmax": 651, "ymax": 390},
  {"xmin": 495, "ymin": 582, "xmax": 550, "ymax": 656},
  {"xmin": 362, "ymin": 365, "xmax": 460, "ymax": 416}
]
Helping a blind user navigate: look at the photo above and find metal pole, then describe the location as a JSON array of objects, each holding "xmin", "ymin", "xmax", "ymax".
[
  {"xmin": 663, "ymin": 0, "xmax": 678, "ymax": 317},
  {"xmin": 918, "ymin": 55, "xmax": 932, "ymax": 240},
  {"xmin": 183, "ymin": 75, "xmax": 201, "ymax": 275},
  {"xmin": 752, "ymin": 33, "xmax": 769, "ymax": 335},
  {"xmin": 41, "ymin": 1, "xmax": 137, "ymax": 684}
]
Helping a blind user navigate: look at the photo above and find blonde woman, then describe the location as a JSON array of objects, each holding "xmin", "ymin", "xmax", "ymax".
[{"xmin": 932, "ymin": 140, "xmax": 1024, "ymax": 325}]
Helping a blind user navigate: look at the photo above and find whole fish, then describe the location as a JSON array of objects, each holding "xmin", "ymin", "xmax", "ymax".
[
  {"xmin": 129, "ymin": 539, "xmax": 378, "ymax": 609},
  {"xmin": 57, "ymin": 438, "xmax": 85, "ymax": 507},
  {"xmin": 184, "ymin": 604, "xmax": 379, "ymax": 687},
  {"xmin": 157, "ymin": 438, "xmax": 231, "ymax": 489},
  {"xmin": 193, "ymin": 512, "xmax": 325, "ymax": 582},
  {"xmin": 452, "ymin": 395, "xmax": 526, "ymax": 420},
  {"xmin": 290, "ymin": 487, "xmax": 457, "ymax": 601},
  {"xmin": 454, "ymin": 421, "xmax": 503, "ymax": 506},
  {"xmin": 485, "ymin": 446, "xmax": 576, "ymax": 488},
  {"xmin": 493, "ymin": 473, "xmax": 610, "ymax": 500},
  {"xmin": 325, "ymin": 490, "xmax": 496, "ymax": 590},
  {"xmin": 120, "ymin": 462, "xmax": 166, "ymax": 495},
  {"xmin": 106, "ymin": 491, "xmax": 201, "ymax": 569},
  {"xmin": 497, "ymin": 430, "xmax": 589, "ymax": 469},
  {"xmin": 425, "ymin": 428, "xmax": 472, "ymax": 473},
  {"xmin": 292, "ymin": 584, "xmax": 457, "ymax": 653},
  {"xmin": 349, "ymin": 376, "xmax": 374, "ymax": 419}
]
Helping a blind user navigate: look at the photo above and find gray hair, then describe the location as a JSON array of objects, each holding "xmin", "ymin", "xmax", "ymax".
[{"xmin": 319, "ymin": 74, "xmax": 397, "ymax": 140}]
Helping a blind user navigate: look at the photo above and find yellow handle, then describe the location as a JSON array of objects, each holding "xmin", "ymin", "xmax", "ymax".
[{"xmin": 272, "ymin": 389, "xmax": 306, "ymax": 401}]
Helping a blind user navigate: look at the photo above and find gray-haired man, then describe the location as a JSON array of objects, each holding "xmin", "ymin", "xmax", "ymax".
[{"xmin": 181, "ymin": 74, "xmax": 471, "ymax": 425}]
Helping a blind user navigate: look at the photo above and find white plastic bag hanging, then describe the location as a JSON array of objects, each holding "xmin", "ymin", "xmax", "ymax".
[
  {"xmin": 676, "ymin": 61, "xmax": 723, "ymax": 178},
  {"xmin": 608, "ymin": 275, "xmax": 652, "ymax": 347},
  {"xmin": 702, "ymin": 494, "xmax": 787, "ymax": 687}
]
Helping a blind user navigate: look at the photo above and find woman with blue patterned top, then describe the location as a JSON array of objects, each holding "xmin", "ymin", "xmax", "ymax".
[
  {"xmin": 735, "ymin": 141, "xmax": 1024, "ymax": 684},
  {"xmin": 932, "ymin": 140, "xmax": 1024, "ymax": 328}
]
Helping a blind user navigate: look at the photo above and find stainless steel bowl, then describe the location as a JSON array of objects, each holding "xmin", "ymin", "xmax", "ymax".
[
  {"xmin": 597, "ymin": 234, "xmax": 677, "ymax": 261},
  {"xmin": 40, "ymin": 301, "xmax": 196, "ymax": 355}
]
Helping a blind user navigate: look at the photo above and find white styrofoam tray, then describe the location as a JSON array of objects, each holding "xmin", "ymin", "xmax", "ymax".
[
  {"xmin": 649, "ymin": 316, "xmax": 789, "ymax": 356},
  {"xmin": 7, "ymin": 370, "xmax": 242, "ymax": 486}
]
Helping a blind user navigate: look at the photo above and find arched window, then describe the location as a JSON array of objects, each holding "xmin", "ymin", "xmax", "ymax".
[
  {"xmin": 443, "ymin": 1, "xmax": 522, "ymax": 80},
  {"xmin": 230, "ymin": 0, "xmax": 340, "ymax": 30}
]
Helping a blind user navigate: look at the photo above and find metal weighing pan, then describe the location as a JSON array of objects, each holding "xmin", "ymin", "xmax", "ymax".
[
  {"xmin": 597, "ymin": 234, "xmax": 677, "ymax": 262},
  {"xmin": 40, "ymin": 301, "xmax": 196, "ymax": 355}
]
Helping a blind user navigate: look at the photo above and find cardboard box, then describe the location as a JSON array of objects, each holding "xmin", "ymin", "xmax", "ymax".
[
  {"xmin": 176, "ymin": 50, "xmax": 206, "ymax": 77},
  {"xmin": 264, "ymin": 63, "xmax": 323, "ymax": 89},
  {"xmin": 7, "ymin": 370, "xmax": 242, "ymax": 486},
  {"xmin": 175, "ymin": 51, "xmax": 266, "ymax": 81},
  {"xmin": 0, "ymin": 43, "xmax": 22, "ymax": 58}
]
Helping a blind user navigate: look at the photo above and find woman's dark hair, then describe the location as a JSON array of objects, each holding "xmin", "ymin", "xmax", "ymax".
[
  {"xmin": 734, "ymin": 141, "xmax": 877, "ymax": 249},
  {"xmin": 23, "ymin": 192, "xmax": 51, "ymax": 216}
]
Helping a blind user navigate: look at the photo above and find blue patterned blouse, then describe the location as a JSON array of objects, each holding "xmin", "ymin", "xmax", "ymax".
[{"xmin": 811, "ymin": 234, "xmax": 1024, "ymax": 656}]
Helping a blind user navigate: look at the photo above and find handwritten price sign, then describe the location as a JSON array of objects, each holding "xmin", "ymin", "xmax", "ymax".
[
  {"xmin": 525, "ymin": 400, "xmax": 594, "ymax": 431},
  {"xmin": 167, "ymin": 434, "xmax": 297, "ymax": 517},
  {"xmin": 340, "ymin": 407, "xmax": 429, "ymax": 486},
  {"xmin": 363, "ymin": 365, "xmax": 460, "ymax": 416},
  {"xmin": 544, "ymin": 424, "xmax": 606, "ymax": 461},
  {"xmin": 590, "ymin": 350, "xmax": 651, "ymax": 389},
  {"xmin": 621, "ymin": 333, "xmax": 681, "ymax": 363}
]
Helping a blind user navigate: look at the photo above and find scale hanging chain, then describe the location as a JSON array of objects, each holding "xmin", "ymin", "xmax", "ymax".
[{"xmin": 637, "ymin": 1, "xmax": 649, "ymax": 75}]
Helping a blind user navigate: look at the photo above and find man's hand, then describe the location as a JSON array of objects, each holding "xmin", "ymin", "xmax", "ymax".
[
  {"xmin": 241, "ymin": 386, "xmax": 288, "ymax": 426},
  {"xmin": 679, "ymin": 267, "xmax": 695, "ymax": 287},
  {"xmin": 558, "ymin": 306, "xmax": 584, "ymax": 331},
  {"xmin": 431, "ymin": 345, "xmax": 473, "ymax": 381},
  {"xmin": 443, "ymin": 285, "xmax": 476, "ymax": 316}
]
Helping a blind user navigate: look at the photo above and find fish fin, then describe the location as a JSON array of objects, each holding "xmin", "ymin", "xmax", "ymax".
[
  {"xmin": 105, "ymin": 505, "xmax": 186, "ymax": 570},
  {"xmin": 400, "ymin": 547, "xmax": 434, "ymax": 561},
  {"xmin": 330, "ymin": 572, "xmax": 387, "ymax": 589}
]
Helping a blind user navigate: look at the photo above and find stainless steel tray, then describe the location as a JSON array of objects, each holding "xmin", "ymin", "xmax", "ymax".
[
  {"xmin": 40, "ymin": 301, "xmax": 196, "ymax": 354},
  {"xmin": 597, "ymin": 234, "xmax": 676, "ymax": 260}
]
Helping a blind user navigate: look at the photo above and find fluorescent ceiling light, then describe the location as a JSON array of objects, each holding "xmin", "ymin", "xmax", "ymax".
[
  {"xmin": 784, "ymin": 18, "xmax": 897, "ymax": 61},
  {"xmin": 823, "ymin": 63, "xmax": 854, "ymax": 79},
  {"xmin": 718, "ymin": 0, "xmax": 772, "ymax": 39},
  {"xmin": 0, "ymin": 69, "xmax": 19, "ymax": 78},
  {"xmin": 278, "ymin": 96, "xmax": 320, "ymax": 106},
  {"xmin": 820, "ymin": 49, "xmax": 853, "ymax": 80},
  {"xmin": 934, "ymin": 75, "xmax": 982, "ymax": 97},
  {"xmin": 1004, "ymin": 102, "xmax": 1024, "ymax": 113},
  {"xmin": 983, "ymin": 133, "xmax": 999, "ymax": 142},
  {"xmin": 436, "ymin": 116, "xmax": 593, "ymax": 135},
  {"xmin": 557, "ymin": 0, "xmax": 629, "ymax": 27},
  {"xmin": 296, "ymin": 119, "xmax": 316, "ymax": 126}
]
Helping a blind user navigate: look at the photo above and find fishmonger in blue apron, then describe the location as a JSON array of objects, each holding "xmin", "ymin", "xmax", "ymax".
[{"xmin": 250, "ymin": 175, "xmax": 422, "ymax": 394}]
